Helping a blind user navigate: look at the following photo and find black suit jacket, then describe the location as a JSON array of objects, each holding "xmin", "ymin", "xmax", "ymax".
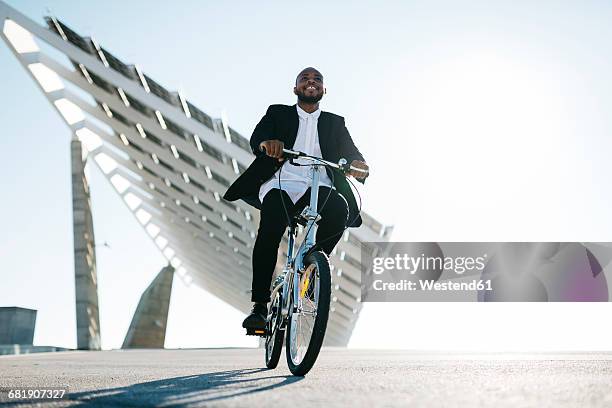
[{"xmin": 223, "ymin": 104, "xmax": 365, "ymax": 228}]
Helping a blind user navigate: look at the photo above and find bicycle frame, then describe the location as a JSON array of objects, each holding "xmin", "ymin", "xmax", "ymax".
[
  {"xmin": 270, "ymin": 161, "xmax": 323, "ymax": 320},
  {"xmin": 266, "ymin": 148, "xmax": 367, "ymax": 323}
]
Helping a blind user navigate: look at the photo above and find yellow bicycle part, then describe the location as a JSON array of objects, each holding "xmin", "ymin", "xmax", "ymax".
[{"xmin": 299, "ymin": 264, "xmax": 315, "ymax": 299}]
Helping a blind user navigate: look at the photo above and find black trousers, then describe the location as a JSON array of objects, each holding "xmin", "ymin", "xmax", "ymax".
[{"xmin": 251, "ymin": 187, "xmax": 349, "ymax": 303}]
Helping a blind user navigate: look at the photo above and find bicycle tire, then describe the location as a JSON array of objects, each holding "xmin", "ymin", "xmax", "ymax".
[
  {"xmin": 265, "ymin": 292, "xmax": 284, "ymax": 369},
  {"xmin": 285, "ymin": 250, "xmax": 331, "ymax": 376}
]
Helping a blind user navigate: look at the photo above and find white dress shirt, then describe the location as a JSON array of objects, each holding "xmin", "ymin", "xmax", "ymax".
[{"xmin": 259, "ymin": 105, "xmax": 333, "ymax": 204}]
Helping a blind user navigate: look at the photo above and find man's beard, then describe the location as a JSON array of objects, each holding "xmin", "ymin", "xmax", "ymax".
[{"xmin": 296, "ymin": 90, "xmax": 323, "ymax": 104}]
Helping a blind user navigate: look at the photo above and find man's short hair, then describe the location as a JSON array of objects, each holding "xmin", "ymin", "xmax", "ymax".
[{"xmin": 296, "ymin": 67, "xmax": 323, "ymax": 85}]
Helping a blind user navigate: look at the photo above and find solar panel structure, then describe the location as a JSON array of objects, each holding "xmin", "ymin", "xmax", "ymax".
[{"xmin": 0, "ymin": 1, "xmax": 392, "ymax": 346}]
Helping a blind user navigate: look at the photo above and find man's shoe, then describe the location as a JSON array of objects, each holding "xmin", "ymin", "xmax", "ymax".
[{"xmin": 242, "ymin": 302, "xmax": 268, "ymax": 329}]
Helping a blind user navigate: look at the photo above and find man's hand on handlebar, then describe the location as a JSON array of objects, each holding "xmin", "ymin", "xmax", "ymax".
[
  {"xmin": 349, "ymin": 160, "xmax": 369, "ymax": 180},
  {"xmin": 259, "ymin": 140, "xmax": 285, "ymax": 162},
  {"xmin": 259, "ymin": 141, "xmax": 369, "ymax": 179}
]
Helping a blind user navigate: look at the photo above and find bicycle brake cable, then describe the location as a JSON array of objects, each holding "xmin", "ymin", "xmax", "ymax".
[
  {"xmin": 299, "ymin": 157, "xmax": 334, "ymax": 248},
  {"xmin": 277, "ymin": 155, "xmax": 363, "ymax": 257},
  {"xmin": 309, "ymin": 167, "xmax": 363, "ymax": 252},
  {"xmin": 277, "ymin": 163, "xmax": 293, "ymax": 229}
]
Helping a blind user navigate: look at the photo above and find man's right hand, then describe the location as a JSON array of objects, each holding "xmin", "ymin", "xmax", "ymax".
[{"xmin": 259, "ymin": 140, "xmax": 285, "ymax": 161}]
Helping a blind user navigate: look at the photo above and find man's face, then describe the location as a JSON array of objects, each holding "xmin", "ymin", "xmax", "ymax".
[{"xmin": 294, "ymin": 69, "xmax": 325, "ymax": 104}]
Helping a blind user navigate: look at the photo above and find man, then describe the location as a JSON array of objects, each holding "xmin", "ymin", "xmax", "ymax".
[{"xmin": 223, "ymin": 67, "xmax": 369, "ymax": 329}]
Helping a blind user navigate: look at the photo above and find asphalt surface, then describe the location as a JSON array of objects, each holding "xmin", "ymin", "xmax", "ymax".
[{"xmin": 1, "ymin": 348, "xmax": 612, "ymax": 407}]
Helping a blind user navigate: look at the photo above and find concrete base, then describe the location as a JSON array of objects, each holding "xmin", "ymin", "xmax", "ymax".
[
  {"xmin": 122, "ymin": 265, "xmax": 174, "ymax": 349},
  {"xmin": 0, "ymin": 345, "xmax": 70, "ymax": 355}
]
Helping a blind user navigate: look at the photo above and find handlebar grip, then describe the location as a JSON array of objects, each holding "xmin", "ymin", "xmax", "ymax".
[
  {"xmin": 282, "ymin": 148, "xmax": 302, "ymax": 158},
  {"xmin": 338, "ymin": 158, "xmax": 369, "ymax": 176},
  {"xmin": 259, "ymin": 144, "xmax": 299, "ymax": 160},
  {"xmin": 349, "ymin": 166, "xmax": 369, "ymax": 175}
]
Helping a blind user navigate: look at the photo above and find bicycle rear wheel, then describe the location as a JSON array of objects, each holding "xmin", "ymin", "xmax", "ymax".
[
  {"xmin": 265, "ymin": 291, "xmax": 284, "ymax": 369},
  {"xmin": 286, "ymin": 251, "xmax": 331, "ymax": 376}
]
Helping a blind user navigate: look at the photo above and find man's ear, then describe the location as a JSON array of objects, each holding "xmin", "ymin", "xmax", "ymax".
[{"xmin": 293, "ymin": 87, "xmax": 298, "ymax": 96}]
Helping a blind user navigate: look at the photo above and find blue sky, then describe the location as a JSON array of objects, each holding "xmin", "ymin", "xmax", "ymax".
[{"xmin": 3, "ymin": 0, "xmax": 612, "ymax": 351}]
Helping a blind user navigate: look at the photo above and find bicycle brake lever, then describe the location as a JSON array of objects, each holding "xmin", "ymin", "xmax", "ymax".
[{"xmin": 338, "ymin": 158, "xmax": 350, "ymax": 173}]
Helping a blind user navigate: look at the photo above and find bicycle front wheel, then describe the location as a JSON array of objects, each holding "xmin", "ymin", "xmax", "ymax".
[{"xmin": 286, "ymin": 251, "xmax": 331, "ymax": 376}]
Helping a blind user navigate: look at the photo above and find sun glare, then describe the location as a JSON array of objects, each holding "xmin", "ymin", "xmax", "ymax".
[{"xmin": 3, "ymin": 19, "xmax": 39, "ymax": 54}]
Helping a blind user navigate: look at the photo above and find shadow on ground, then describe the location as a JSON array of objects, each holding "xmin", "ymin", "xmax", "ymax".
[{"xmin": 66, "ymin": 368, "xmax": 302, "ymax": 406}]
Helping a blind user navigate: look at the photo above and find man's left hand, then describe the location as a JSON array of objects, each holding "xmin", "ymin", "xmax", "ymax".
[{"xmin": 349, "ymin": 160, "xmax": 369, "ymax": 180}]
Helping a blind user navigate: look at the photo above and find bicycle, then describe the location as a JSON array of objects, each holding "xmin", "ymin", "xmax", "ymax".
[{"xmin": 245, "ymin": 147, "xmax": 367, "ymax": 376}]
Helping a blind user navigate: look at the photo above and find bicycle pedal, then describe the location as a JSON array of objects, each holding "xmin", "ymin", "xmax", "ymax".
[{"xmin": 245, "ymin": 328, "xmax": 267, "ymax": 337}]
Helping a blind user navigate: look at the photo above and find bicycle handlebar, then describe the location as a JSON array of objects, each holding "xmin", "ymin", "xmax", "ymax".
[
  {"xmin": 283, "ymin": 148, "xmax": 369, "ymax": 176},
  {"xmin": 259, "ymin": 145, "xmax": 369, "ymax": 176}
]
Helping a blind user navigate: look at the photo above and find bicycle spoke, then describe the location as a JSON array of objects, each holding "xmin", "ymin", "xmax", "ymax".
[{"xmin": 290, "ymin": 265, "xmax": 321, "ymax": 366}]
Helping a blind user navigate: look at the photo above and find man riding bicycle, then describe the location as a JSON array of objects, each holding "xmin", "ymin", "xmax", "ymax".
[{"xmin": 223, "ymin": 67, "xmax": 369, "ymax": 330}]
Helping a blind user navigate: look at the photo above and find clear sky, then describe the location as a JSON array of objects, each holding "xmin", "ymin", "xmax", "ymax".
[{"xmin": 2, "ymin": 0, "xmax": 612, "ymax": 351}]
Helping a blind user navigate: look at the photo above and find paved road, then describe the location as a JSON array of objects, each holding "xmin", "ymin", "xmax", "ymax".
[{"xmin": 1, "ymin": 348, "xmax": 612, "ymax": 407}]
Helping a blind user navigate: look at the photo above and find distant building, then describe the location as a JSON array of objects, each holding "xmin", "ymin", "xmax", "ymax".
[{"xmin": 0, "ymin": 307, "xmax": 36, "ymax": 345}]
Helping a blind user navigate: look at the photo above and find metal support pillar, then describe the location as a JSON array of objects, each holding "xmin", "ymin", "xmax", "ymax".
[{"xmin": 71, "ymin": 140, "xmax": 101, "ymax": 350}]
